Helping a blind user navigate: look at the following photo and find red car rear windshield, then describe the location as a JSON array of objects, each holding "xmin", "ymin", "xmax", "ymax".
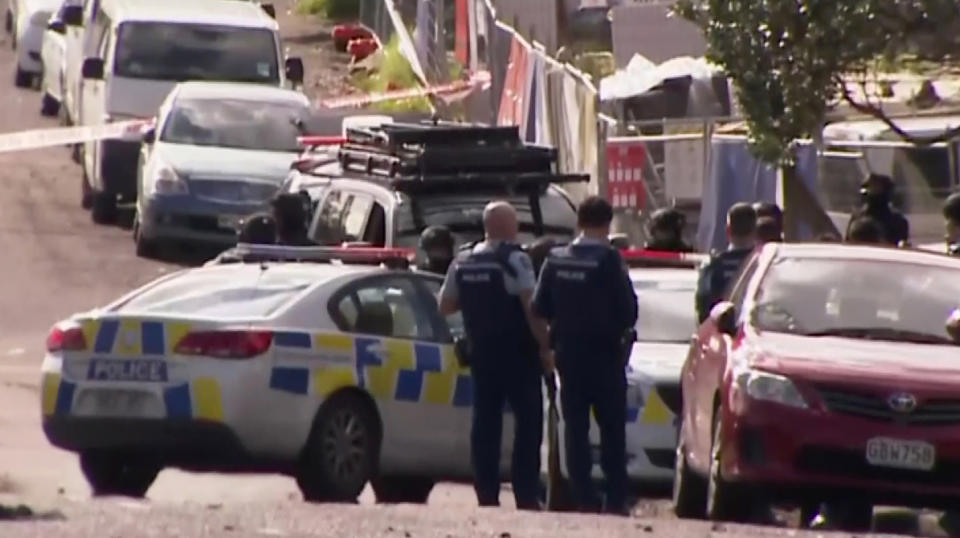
[{"xmin": 752, "ymin": 257, "xmax": 960, "ymax": 344}]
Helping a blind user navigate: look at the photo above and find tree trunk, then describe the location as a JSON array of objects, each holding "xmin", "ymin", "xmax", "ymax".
[{"xmin": 781, "ymin": 160, "xmax": 839, "ymax": 241}]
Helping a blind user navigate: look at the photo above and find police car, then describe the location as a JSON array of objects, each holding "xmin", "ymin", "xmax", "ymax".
[
  {"xmin": 280, "ymin": 122, "xmax": 585, "ymax": 260},
  {"xmin": 546, "ymin": 249, "xmax": 702, "ymax": 507},
  {"xmin": 42, "ymin": 244, "xmax": 500, "ymax": 502}
]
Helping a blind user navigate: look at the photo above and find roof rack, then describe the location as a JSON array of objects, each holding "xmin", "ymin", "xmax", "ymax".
[
  {"xmin": 229, "ymin": 244, "xmax": 415, "ymax": 268},
  {"xmin": 620, "ymin": 249, "xmax": 706, "ymax": 268},
  {"xmin": 336, "ymin": 121, "xmax": 589, "ymax": 191}
]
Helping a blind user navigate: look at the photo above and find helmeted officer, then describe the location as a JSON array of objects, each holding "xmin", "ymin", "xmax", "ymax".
[
  {"xmin": 695, "ymin": 202, "xmax": 757, "ymax": 323},
  {"xmin": 942, "ymin": 191, "xmax": 960, "ymax": 256},
  {"xmin": 755, "ymin": 216, "xmax": 781, "ymax": 246},
  {"xmin": 438, "ymin": 201, "xmax": 553, "ymax": 510},
  {"xmin": 845, "ymin": 216, "xmax": 885, "ymax": 245},
  {"xmin": 419, "ymin": 225, "xmax": 455, "ymax": 274},
  {"xmin": 533, "ymin": 196, "xmax": 638, "ymax": 515},
  {"xmin": 206, "ymin": 213, "xmax": 278, "ymax": 265},
  {"xmin": 644, "ymin": 207, "xmax": 692, "ymax": 252},
  {"xmin": 845, "ymin": 173, "xmax": 909, "ymax": 246},
  {"xmin": 272, "ymin": 193, "xmax": 314, "ymax": 247},
  {"xmin": 752, "ymin": 201, "xmax": 783, "ymax": 241}
]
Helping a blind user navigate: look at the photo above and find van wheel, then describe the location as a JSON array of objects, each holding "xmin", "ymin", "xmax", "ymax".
[
  {"xmin": 371, "ymin": 477, "xmax": 434, "ymax": 504},
  {"xmin": 80, "ymin": 450, "xmax": 160, "ymax": 498},
  {"xmin": 133, "ymin": 212, "xmax": 158, "ymax": 258},
  {"xmin": 91, "ymin": 191, "xmax": 117, "ymax": 224},
  {"xmin": 41, "ymin": 93, "xmax": 59, "ymax": 117},
  {"xmin": 296, "ymin": 392, "xmax": 379, "ymax": 503},
  {"xmin": 673, "ymin": 441, "xmax": 707, "ymax": 519},
  {"xmin": 706, "ymin": 411, "xmax": 753, "ymax": 522},
  {"xmin": 14, "ymin": 68, "xmax": 31, "ymax": 88}
]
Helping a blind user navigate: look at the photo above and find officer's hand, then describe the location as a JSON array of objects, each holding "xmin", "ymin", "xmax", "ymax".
[{"xmin": 539, "ymin": 348, "xmax": 556, "ymax": 374}]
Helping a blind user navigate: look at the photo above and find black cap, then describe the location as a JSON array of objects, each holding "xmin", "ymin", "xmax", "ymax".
[
  {"xmin": 944, "ymin": 191, "xmax": 960, "ymax": 223},
  {"xmin": 419, "ymin": 225, "xmax": 454, "ymax": 251},
  {"xmin": 861, "ymin": 173, "xmax": 894, "ymax": 192},
  {"xmin": 238, "ymin": 213, "xmax": 277, "ymax": 244},
  {"xmin": 649, "ymin": 207, "xmax": 685, "ymax": 232}
]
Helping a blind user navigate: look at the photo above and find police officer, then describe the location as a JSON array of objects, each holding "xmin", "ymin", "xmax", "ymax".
[
  {"xmin": 644, "ymin": 207, "xmax": 692, "ymax": 252},
  {"xmin": 755, "ymin": 216, "xmax": 781, "ymax": 246},
  {"xmin": 942, "ymin": 191, "xmax": 960, "ymax": 256},
  {"xmin": 845, "ymin": 173, "xmax": 909, "ymax": 246},
  {"xmin": 695, "ymin": 202, "xmax": 757, "ymax": 323},
  {"xmin": 533, "ymin": 196, "xmax": 638, "ymax": 515},
  {"xmin": 525, "ymin": 236, "xmax": 559, "ymax": 276},
  {"xmin": 419, "ymin": 225, "xmax": 455, "ymax": 274},
  {"xmin": 752, "ymin": 201, "xmax": 783, "ymax": 241},
  {"xmin": 845, "ymin": 216, "xmax": 885, "ymax": 245},
  {"xmin": 437, "ymin": 201, "xmax": 553, "ymax": 510},
  {"xmin": 272, "ymin": 193, "xmax": 314, "ymax": 246},
  {"xmin": 206, "ymin": 213, "xmax": 278, "ymax": 265}
]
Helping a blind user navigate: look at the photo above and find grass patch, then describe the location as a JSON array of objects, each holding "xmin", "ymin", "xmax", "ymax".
[
  {"xmin": 297, "ymin": 0, "xmax": 359, "ymax": 20},
  {"xmin": 352, "ymin": 35, "xmax": 432, "ymax": 113}
]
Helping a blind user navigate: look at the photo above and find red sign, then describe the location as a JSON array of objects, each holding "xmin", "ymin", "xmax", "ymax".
[{"xmin": 606, "ymin": 140, "xmax": 647, "ymax": 210}]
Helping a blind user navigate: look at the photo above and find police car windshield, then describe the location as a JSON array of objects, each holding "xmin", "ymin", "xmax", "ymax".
[
  {"xmin": 161, "ymin": 99, "xmax": 306, "ymax": 152},
  {"xmin": 632, "ymin": 277, "xmax": 696, "ymax": 343},
  {"xmin": 114, "ymin": 23, "xmax": 279, "ymax": 83},
  {"xmin": 753, "ymin": 257, "xmax": 960, "ymax": 344}
]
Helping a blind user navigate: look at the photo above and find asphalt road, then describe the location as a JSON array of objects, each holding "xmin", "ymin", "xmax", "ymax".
[{"xmin": 0, "ymin": 3, "xmax": 952, "ymax": 536}]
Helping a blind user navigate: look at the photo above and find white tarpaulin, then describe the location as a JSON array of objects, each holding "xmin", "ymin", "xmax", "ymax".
[{"xmin": 599, "ymin": 53, "xmax": 722, "ymax": 102}]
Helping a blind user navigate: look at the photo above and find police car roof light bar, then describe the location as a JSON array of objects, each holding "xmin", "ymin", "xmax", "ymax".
[
  {"xmin": 620, "ymin": 249, "xmax": 706, "ymax": 268},
  {"xmin": 297, "ymin": 135, "xmax": 346, "ymax": 148},
  {"xmin": 231, "ymin": 243, "xmax": 415, "ymax": 267}
]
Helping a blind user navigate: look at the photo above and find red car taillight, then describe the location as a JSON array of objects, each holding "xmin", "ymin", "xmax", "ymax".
[
  {"xmin": 174, "ymin": 331, "xmax": 273, "ymax": 359},
  {"xmin": 46, "ymin": 323, "xmax": 87, "ymax": 353}
]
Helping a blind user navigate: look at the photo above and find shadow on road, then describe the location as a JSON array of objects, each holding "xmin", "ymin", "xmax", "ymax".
[{"xmin": 0, "ymin": 504, "xmax": 65, "ymax": 522}]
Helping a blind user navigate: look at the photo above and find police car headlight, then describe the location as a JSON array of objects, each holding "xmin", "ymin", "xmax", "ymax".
[
  {"xmin": 150, "ymin": 164, "xmax": 188, "ymax": 195},
  {"xmin": 734, "ymin": 368, "xmax": 808, "ymax": 409}
]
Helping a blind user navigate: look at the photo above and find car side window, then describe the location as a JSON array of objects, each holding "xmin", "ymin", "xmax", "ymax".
[
  {"xmin": 421, "ymin": 278, "xmax": 464, "ymax": 339},
  {"xmin": 332, "ymin": 277, "xmax": 433, "ymax": 340},
  {"xmin": 362, "ymin": 202, "xmax": 387, "ymax": 247},
  {"xmin": 342, "ymin": 193, "xmax": 373, "ymax": 242},
  {"xmin": 312, "ymin": 190, "xmax": 345, "ymax": 245}
]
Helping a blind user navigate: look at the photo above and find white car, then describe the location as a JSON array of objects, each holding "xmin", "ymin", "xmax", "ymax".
[
  {"xmin": 38, "ymin": 0, "xmax": 81, "ymax": 116},
  {"xmin": 546, "ymin": 250, "xmax": 702, "ymax": 506},
  {"xmin": 11, "ymin": 0, "xmax": 62, "ymax": 88},
  {"xmin": 134, "ymin": 82, "xmax": 311, "ymax": 256},
  {"xmin": 41, "ymin": 245, "xmax": 498, "ymax": 502}
]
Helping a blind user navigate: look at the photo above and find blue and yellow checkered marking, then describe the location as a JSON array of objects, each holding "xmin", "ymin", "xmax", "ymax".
[
  {"xmin": 272, "ymin": 332, "xmax": 474, "ymax": 407},
  {"xmin": 79, "ymin": 318, "xmax": 195, "ymax": 357}
]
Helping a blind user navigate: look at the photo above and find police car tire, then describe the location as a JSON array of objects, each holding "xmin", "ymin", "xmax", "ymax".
[
  {"xmin": 672, "ymin": 441, "xmax": 707, "ymax": 519},
  {"xmin": 40, "ymin": 92, "xmax": 60, "ymax": 117},
  {"xmin": 297, "ymin": 392, "xmax": 380, "ymax": 503},
  {"xmin": 91, "ymin": 191, "xmax": 117, "ymax": 224},
  {"xmin": 705, "ymin": 412, "xmax": 753, "ymax": 523},
  {"xmin": 14, "ymin": 67, "xmax": 31, "ymax": 89},
  {"xmin": 371, "ymin": 476, "xmax": 434, "ymax": 504},
  {"xmin": 79, "ymin": 450, "xmax": 160, "ymax": 498}
]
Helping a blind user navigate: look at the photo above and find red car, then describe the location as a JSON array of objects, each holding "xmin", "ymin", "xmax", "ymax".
[{"xmin": 673, "ymin": 243, "xmax": 960, "ymax": 526}]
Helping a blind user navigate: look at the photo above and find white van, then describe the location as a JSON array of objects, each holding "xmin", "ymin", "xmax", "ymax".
[{"xmin": 78, "ymin": 0, "xmax": 302, "ymax": 223}]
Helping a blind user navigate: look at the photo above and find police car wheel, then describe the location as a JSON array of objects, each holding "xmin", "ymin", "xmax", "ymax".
[
  {"xmin": 672, "ymin": 441, "xmax": 707, "ymax": 519},
  {"xmin": 705, "ymin": 412, "xmax": 753, "ymax": 522},
  {"xmin": 371, "ymin": 476, "xmax": 434, "ymax": 504},
  {"xmin": 297, "ymin": 393, "xmax": 379, "ymax": 503},
  {"xmin": 91, "ymin": 191, "xmax": 117, "ymax": 225},
  {"xmin": 79, "ymin": 450, "xmax": 160, "ymax": 498}
]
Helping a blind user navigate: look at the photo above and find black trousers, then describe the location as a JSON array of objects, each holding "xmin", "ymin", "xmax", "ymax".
[
  {"xmin": 470, "ymin": 356, "xmax": 543, "ymax": 508},
  {"xmin": 558, "ymin": 353, "xmax": 627, "ymax": 511}
]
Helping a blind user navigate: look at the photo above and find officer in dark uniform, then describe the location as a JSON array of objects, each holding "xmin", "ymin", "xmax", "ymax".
[
  {"xmin": 845, "ymin": 216, "xmax": 885, "ymax": 245},
  {"xmin": 695, "ymin": 202, "xmax": 757, "ymax": 323},
  {"xmin": 272, "ymin": 193, "xmax": 314, "ymax": 246},
  {"xmin": 533, "ymin": 196, "xmax": 638, "ymax": 515},
  {"xmin": 438, "ymin": 201, "xmax": 553, "ymax": 510},
  {"xmin": 845, "ymin": 173, "xmax": 909, "ymax": 246},
  {"xmin": 418, "ymin": 225, "xmax": 455, "ymax": 274},
  {"xmin": 942, "ymin": 191, "xmax": 960, "ymax": 256},
  {"xmin": 644, "ymin": 207, "xmax": 692, "ymax": 252},
  {"xmin": 755, "ymin": 216, "xmax": 781, "ymax": 246},
  {"xmin": 525, "ymin": 236, "xmax": 560, "ymax": 276},
  {"xmin": 238, "ymin": 213, "xmax": 277, "ymax": 244},
  {"xmin": 752, "ymin": 201, "xmax": 783, "ymax": 241}
]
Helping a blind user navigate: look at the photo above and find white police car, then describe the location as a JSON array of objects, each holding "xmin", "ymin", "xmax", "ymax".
[
  {"xmin": 41, "ymin": 245, "xmax": 497, "ymax": 502},
  {"xmin": 545, "ymin": 249, "xmax": 702, "ymax": 507}
]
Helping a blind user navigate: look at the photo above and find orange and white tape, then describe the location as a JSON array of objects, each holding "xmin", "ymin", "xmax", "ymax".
[
  {"xmin": 0, "ymin": 120, "xmax": 153, "ymax": 154},
  {"xmin": 319, "ymin": 71, "xmax": 491, "ymax": 109}
]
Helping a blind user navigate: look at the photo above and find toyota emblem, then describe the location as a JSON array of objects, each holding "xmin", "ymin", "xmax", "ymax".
[{"xmin": 887, "ymin": 392, "xmax": 917, "ymax": 413}]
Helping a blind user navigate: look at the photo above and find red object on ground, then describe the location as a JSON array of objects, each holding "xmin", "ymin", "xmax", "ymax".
[
  {"xmin": 333, "ymin": 24, "xmax": 374, "ymax": 52},
  {"xmin": 348, "ymin": 38, "xmax": 379, "ymax": 62}
]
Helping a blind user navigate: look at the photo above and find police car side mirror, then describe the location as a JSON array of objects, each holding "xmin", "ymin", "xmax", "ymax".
[
  {"xmin": 710, "ymin": 301, "xmax": 738, "ymax": 337},
  {"xmin": 285, "ymin": 57, "xmax": 304, "ymax": 84},
  {"xmin": 62, "ymin": 5, "xmax": 83, "ymax": 26},
  {"xmin": 141, "ymin": 127, "xmax": 156, "ymax": 145},
  {"xmin": 48, "ymin": 20, "xmax": 66, "ymax": 34}
]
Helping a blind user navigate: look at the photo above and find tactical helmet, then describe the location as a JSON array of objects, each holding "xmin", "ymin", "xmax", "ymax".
[
  {"xmin": 944, "ymin": 191, "xmax": 960, "ymax": 223},
  {"xmin": 419, "ymin": 225, "xmax": 454, "ymax": 252}
]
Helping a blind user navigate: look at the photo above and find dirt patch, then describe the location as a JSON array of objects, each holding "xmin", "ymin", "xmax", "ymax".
[
  {"xmin": 0, "ymin": 474, "xmax": 20, "ymax": 494},
  {"xmin": 274, "ymin": 0, "xmax": 357, "ymax": 102}
]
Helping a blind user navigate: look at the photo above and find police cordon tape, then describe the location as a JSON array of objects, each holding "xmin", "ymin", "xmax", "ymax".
[{"xmin": 0, "ymin": 72, "xmax": 491, "ymax": 155}]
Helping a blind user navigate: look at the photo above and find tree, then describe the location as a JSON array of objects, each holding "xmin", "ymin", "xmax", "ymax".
[{"xmin": 675, "ymin": 0, "xmax": 960, "ymax": 236}]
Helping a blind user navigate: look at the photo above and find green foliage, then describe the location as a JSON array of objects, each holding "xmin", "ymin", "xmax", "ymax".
[
  {"xmin": 351, "ymin": 35, "xmax": 432, "ymax": 114},
  {"xmin": 297, "ymin": 0, "xmax": 359, "ymax": 20},
  {"xmin": 675, "ymin": 0, "xmax": 960, "ymax": 163}
]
